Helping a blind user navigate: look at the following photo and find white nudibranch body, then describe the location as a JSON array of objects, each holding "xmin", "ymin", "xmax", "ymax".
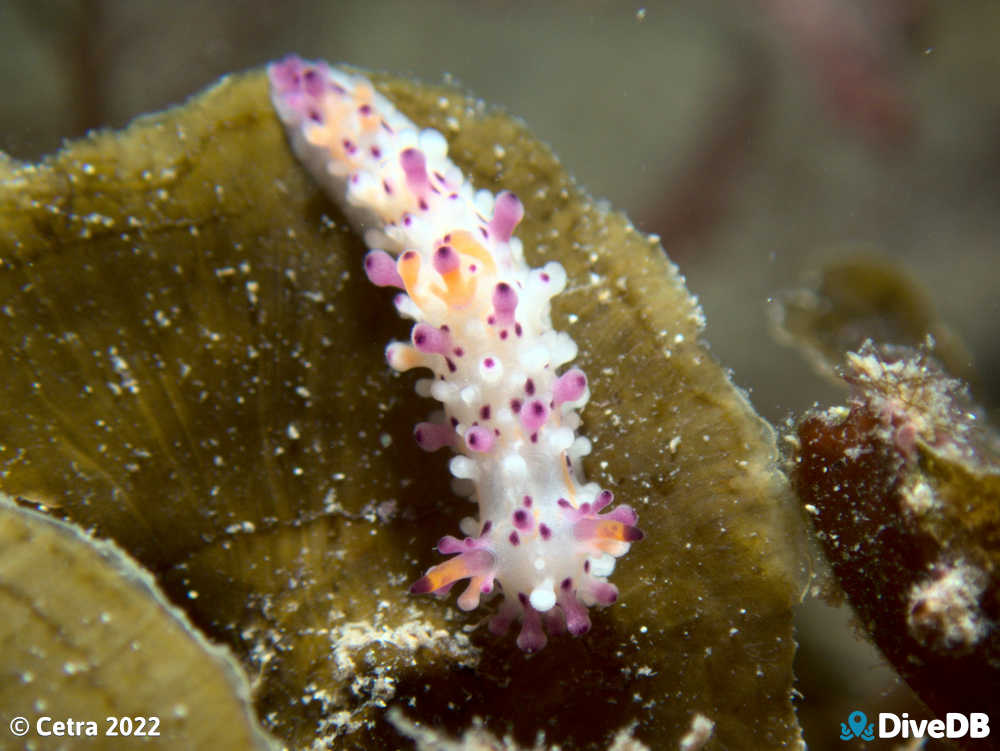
[{"xmin": 268, "ymin": 56, "xmax": 642, "ymax": 652}]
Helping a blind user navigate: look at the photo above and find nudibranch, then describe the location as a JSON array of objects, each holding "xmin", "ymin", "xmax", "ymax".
[{"xmin": 268, "ymin": 55, "xmax": 642, "ymax": 652}]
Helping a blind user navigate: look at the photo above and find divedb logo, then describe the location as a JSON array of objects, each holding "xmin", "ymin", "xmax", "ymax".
[{"xmin": 839, "ymin": 710, "xmax": 990, "ymax": 741}]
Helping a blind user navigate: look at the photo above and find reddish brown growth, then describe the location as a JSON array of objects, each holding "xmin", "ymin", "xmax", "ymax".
[{"xmin": 793, "ymin": 342, "xmax": 1000, "ymax": 730}]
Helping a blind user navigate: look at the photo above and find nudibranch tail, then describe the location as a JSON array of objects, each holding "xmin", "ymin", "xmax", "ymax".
[{"xmin": 268, "ymin": 55, "xmax": 643, "ymax": 652}]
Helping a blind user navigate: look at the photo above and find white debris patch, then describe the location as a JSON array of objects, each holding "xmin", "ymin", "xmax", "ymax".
[
  {"xmin": 106, "ymin": 346, "xmax": 140, "ymax": 395},
  {"xmin": 907, "ymin": 561, "xmax": 990, "ymax": 653},
  {"xmin": 678, "ymin": 713, "xmax": 715, "ymax": 751},
  {"xmin": 329, "ymin": 620, "xmax": 478, "ymax": 672},
  {"xmin": 388, "ymin": 709, "xmax": 650, "ymax": 751},
  {"xmin": 900, "ymin": 477, "xmax": 940, "ymax": 516},
  {"xmin": 305, "ymin": 618, "xmax": 480, "ymax": 746}
]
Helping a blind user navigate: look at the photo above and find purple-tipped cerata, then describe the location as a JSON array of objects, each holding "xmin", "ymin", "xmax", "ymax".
[
  {"xmin": 268, "ymin": 54, "xmax": 642, "ymax": 652},
  {"xmin": 364, "ymin": 249, "xmax": 404, "ymax": 288}
]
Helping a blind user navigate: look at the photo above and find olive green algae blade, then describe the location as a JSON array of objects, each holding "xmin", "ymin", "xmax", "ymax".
[
  {"xmin": 0, "ymin": 67, "xmax": 807, "ymax": 749},
  {"xmin": 0, "ymin": 492, "xmax": 280, "ymax": 750},
  {"xmin": 0, "ymin": 68, "xmax": 474, "ymax": 749}
]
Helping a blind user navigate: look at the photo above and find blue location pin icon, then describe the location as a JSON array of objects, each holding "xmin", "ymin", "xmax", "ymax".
[{"xmin": 848, "ymin": 711, "xmax": 867, "ymax": 738}]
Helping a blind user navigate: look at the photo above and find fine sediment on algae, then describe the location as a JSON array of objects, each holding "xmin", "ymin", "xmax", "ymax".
[
  {"xmin": 0, "ymin": 492, "xmax": 280, "ymax": 750},
  {"xmin": 0, "ymin": 67, "xmax": 807, "ymax": 749}
]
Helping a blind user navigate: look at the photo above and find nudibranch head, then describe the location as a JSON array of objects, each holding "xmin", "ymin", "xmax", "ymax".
[{"xmin": 268, "ymin": 54, "xmax": 643, "ymax": 652}]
